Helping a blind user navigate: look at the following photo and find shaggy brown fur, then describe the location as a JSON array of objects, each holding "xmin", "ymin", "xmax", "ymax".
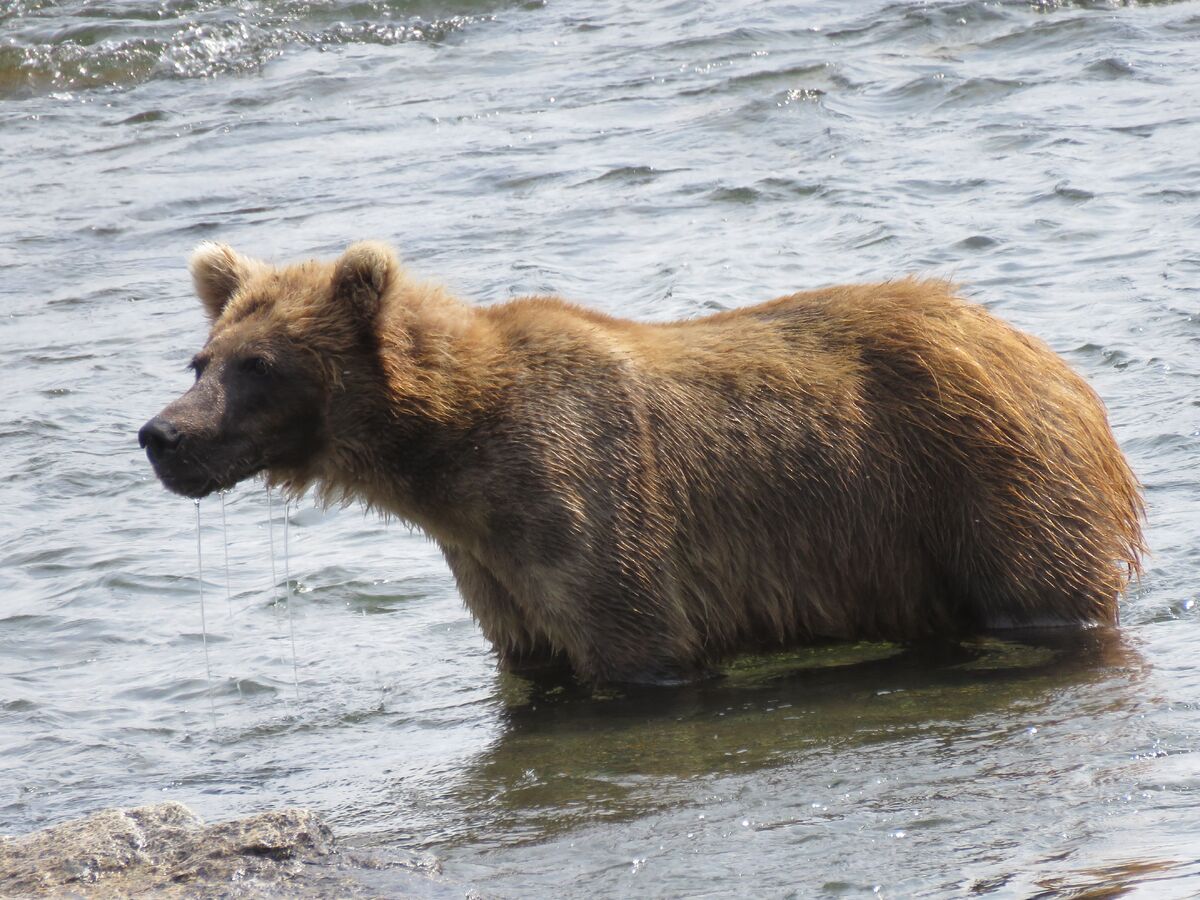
[{"xmin": 139, "ymin": 242, "xmax": 1145, "ymax": 684}]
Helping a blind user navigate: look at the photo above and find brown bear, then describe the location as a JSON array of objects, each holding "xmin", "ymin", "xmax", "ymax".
[{"xmin": 139, "ymin": 242, "xmax": 1145, "ymax": 684}]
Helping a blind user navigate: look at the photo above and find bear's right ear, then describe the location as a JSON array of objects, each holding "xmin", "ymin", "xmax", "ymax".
[
  {"xmin": 190, "ymin": 242, "xmax": 253, "ymax": 320},
  {"xmin": 332, "ymin": 241, "xmax": 396, "ymax": 324}
]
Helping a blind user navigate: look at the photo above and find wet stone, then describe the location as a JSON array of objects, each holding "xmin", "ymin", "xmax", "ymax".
[{"xmin": 0, "ymin": 802, "xmax": 424, "ymax": 898}]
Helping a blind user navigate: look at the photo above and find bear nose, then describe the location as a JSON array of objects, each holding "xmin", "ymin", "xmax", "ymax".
[{"xmin": 139, "ymin": 416, "xmax": 182, "ymax": 462}]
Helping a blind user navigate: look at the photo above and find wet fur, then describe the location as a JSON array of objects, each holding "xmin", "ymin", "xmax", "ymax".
[{"xmin": 148, "ymin": 244, "xmax": 1146, "ymax": 684}]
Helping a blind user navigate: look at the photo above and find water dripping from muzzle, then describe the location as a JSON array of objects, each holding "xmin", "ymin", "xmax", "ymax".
[
  {"xmin": 283, "ymin": 497, "xmax": 300, "ymax": 703},
  {"xmin": 267, "ymin": 487, "xmax": 278, "ymax": 604},
  {"xmin": 266, "ymin": 485, "xmax": 301, "ymax": 705},
  {"xmin": 220, "ymin": 491, "xmax": 232, "ymax": 621},
  {"xmin": 195, "ymin": 498, "xmax": 216, "ymax": 726},
  {"xmin": 219, "ymin": 491, "xmax": 242, "ymax": 701}
]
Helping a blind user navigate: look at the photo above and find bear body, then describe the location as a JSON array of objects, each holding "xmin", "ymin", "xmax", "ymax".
[{"xmin": 140, "ymin": 243, "xmax": 1145, "ymax": 684}]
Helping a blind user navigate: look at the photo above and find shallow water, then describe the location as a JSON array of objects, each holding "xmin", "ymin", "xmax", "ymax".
[{"xmin": 3, "ymin": 0, "xmax": 1200, "ymax": 896}]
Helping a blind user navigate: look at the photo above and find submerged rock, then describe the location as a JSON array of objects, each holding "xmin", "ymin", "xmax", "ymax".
[{"xmin": 0, "ymin": 802, "xmax": 443, "ymax": 898}]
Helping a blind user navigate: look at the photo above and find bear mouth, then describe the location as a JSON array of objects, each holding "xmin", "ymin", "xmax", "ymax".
[
  {"xmin": 160, "ymin": 472, "xmax": 222, "ymax": 499},
  {"xmin": 148, "ymin": 454, "xmax": 266, "ymax": 500},
  {"xmin": 151, "ymin": 462, "xmax": 229, "ymax": 500}
]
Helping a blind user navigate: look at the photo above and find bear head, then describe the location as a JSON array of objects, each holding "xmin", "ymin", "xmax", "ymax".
[{"xmin": 138, "ymin": 241, "xmax": 395, "ymax": 499}]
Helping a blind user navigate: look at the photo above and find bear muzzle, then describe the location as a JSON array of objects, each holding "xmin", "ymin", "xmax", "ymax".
[
  {"xmin": 138, "ymin": 415, "xmax": 234, "ymax": 499},
  {"xmin": 138, "ymin": 416, "xmax": 182, "ymax": 463}
]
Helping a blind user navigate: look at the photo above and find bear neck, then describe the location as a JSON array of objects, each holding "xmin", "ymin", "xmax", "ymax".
[{"xmin": 320, "ymin": 278, "xmax": 505, "ymax": 536}]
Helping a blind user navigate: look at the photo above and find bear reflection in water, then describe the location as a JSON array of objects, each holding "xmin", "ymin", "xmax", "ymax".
[{"xmin": 139, "ymin": 242, "xmax": 1144, "ymax": 685}]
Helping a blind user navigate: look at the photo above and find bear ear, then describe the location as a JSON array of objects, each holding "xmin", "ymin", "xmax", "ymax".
[
  {"xmin": 332, "ymin": 241, "xmax": 396, "ymax": 323},
  {"xmin": 190, "ymin": 242, "xmax": 254, "ymax": 320}
]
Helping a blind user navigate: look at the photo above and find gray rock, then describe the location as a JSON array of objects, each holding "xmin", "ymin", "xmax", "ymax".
[{"xmin": 0, "ymin": 802, "xmax": 446, "ymax": 898}]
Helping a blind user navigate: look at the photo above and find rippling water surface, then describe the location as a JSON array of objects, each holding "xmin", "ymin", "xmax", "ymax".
[{"xmin": 3, "ymin": 0, "xmax": 1200, "ymax": 896}]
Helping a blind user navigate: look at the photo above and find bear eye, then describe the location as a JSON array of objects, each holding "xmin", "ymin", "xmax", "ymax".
[
  {"xmin": 241, "ymin": 356, "xmax": 271, "ymax": 376},
  {"xmin": 188, "ymin": 356, "xmax": 208, "ymax": 380}
]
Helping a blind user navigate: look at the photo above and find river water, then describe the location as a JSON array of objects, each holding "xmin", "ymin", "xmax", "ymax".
[{"xmin": 2, "ymin": 0, "xmax": 1199, "ymax": 896}]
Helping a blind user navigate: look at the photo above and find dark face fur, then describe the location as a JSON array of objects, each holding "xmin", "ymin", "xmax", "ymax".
[
  {"xmin": 139, "ymin": 241, "xmax": 390, "ymax": 499},
  {"xmin": 139, "ymin": 334, "xmax": 327, "ymax": 498}
]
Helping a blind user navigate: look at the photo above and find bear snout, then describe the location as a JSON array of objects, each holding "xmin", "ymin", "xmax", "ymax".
[{"xmin": 138, "ymin": 416, "xmax": 182, "ymax": 464}]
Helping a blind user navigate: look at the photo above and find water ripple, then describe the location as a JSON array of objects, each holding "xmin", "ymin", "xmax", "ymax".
[
  {"xmin": 0, "ymin": 1, "xmax": 502, "ymax": 97},
  {"xmin": 2, "ymin": 0, "xmax": 1200, "ymax": 896}
]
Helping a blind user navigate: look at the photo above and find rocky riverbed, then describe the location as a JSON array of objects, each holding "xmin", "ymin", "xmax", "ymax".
[{"xmin": 0, "ymin": 802, "xmax": 455, "ymax": 898}]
